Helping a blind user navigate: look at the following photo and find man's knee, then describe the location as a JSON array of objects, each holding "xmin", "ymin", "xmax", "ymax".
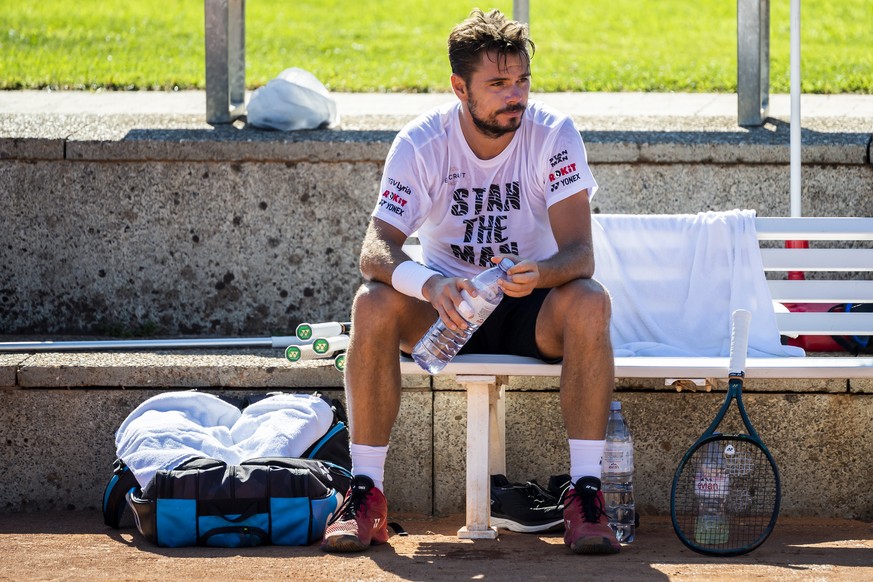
[
  {"xmin": 551, "ymin": 279, "xmax": 611, "ymax": 326},
  {"xmin": 352, "ymin": 281, "xmax": 403, "ymax": 323}
]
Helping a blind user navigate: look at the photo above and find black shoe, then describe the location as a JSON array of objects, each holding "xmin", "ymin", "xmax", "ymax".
[
  {"xmin": 490, "ymin": 474, "xmax": 565, "ymax": 533},
  {"xmin": 546, "ymin": 473, "xmax": 572, "ymax": 499}
]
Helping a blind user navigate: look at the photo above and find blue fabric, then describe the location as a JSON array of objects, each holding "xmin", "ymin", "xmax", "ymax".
[{"xmin": 156, "ymin": 499, "xmax": 197, "ymax": 547}]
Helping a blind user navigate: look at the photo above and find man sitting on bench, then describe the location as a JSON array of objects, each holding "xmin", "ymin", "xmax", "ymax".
[{"xmin": 321, "ymin": 8, "xmax": 620, "ymax": 555}]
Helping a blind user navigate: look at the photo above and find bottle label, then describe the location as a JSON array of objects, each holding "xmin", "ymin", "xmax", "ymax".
[
  {"xmin": 459, "ymin": 290, "xmax": 499, "ymax": 326},
  {"xmin": 603, "ymin": 442, "xmax": 633, "ymax": 474},
  {"xmin": 694, "ymin": 470, "xmax": 729, "ymax": 498}
]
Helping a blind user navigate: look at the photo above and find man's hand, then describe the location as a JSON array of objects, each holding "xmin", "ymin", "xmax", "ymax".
[
  {"xmin": 422, "ymin": 275, "xmax": 479, "ymax": 331},
  {"xmin": 495, "ymin": 256, "xmax": 539, "ymax": 297}
]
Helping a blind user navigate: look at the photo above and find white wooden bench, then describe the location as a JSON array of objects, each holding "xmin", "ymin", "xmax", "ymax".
[{"xmin": 400, "ymin": 215, "xmax": 873, "ymax": 538}]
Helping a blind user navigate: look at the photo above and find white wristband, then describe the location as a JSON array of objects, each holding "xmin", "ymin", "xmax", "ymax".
[{"xmin": 391, "ymin": 261, "xmax": 441, "ymax": 301}]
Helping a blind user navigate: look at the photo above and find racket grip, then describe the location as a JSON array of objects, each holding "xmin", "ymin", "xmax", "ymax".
[
  {"xmin": 729, "ymin": 309, "xmax": 752, "ymax": 375},
  {"xmin": 296, "ymin": 321, "xmax": 352, "ymax": 340},
  {"xmin": 312, "ymin": 335, "xmax": 350, "ymax": 354}
]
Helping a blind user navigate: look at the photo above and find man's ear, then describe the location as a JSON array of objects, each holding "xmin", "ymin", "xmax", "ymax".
[{"xmin": 450, "ymin": 73, "xmax": 466, "ymax": 99}]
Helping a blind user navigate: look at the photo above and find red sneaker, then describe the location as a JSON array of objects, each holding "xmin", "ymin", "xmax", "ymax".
[
  {"xmin": 321, "ymin": 475, "xmax": 389, "ymax": 552},
  {"xmin": 563, "ymin": 477, "xmax": 621, "ymax": 554}
]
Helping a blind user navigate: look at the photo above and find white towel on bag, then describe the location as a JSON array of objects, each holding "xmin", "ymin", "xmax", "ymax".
[{"xmin": 115, "ymin": 391, "xmax": 335, "ymax": 488}]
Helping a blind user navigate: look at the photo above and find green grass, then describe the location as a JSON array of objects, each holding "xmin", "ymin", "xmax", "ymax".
[{"xmin": 1, "ymin": 0, "xmax": 870, "ymax": 93}]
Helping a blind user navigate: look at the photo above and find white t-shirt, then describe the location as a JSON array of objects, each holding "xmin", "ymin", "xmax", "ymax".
[{"xmin": 372, "ymin": 100, "xmax": 598, "ymax": 279}]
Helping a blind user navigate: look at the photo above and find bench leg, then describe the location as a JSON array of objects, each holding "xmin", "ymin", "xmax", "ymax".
[{"xmin": 456, "ymin": 375, "xmax": 507, "ymax": 539}]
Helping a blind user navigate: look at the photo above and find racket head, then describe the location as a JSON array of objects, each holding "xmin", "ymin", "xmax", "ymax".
[{"xmin": 670, "ymin": 433, "xmax": 781, "ymax": 556}]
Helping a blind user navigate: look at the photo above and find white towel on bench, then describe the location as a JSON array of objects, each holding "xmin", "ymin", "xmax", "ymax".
[
  {"xmin": 115, "ymin": 391, "xmax": 334, "ymax": 488},
  {"xmin": 592, "ymin": 210, "xmax": 804, "ymax": 358}
]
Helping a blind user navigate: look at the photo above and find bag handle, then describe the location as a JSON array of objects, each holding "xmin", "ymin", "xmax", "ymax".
[
  {"xmin": 199, "ymin": 526, "xmax": 268, "ymax": 547},
  {"xmin": 102, "ymin": 459, "xmax": 140, "ymax": 528}
]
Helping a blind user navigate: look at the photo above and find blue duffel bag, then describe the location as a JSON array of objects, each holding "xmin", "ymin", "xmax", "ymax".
[{"xmin": 103, "ymin": 392, "xmax": 351, "ymax": 547}]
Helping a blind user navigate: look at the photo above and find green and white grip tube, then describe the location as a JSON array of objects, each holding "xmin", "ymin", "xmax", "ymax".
[
  {"xmin": 295, "ymin": 321, "xmax": 352, "ymax": 341},
  {"xmin": 285, "ymin": 335, "xmax": 350, "ymax": 361}
]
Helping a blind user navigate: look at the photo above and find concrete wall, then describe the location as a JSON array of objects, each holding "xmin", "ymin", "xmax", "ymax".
[
  {"xmin": 2, "ymin": 118, "xmax": 871, "ymax": 335},
  {"xmin": 1, "ymin": 115, "xmax": 872, "ymax": 520},
  {"xmin": 1, "ymin": 353, "xmax": 872, "ymax": 519}
]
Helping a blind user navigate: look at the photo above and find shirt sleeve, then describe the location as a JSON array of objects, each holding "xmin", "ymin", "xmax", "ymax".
[
  {"xmin": 371, "ymin": 135, "xmax": 431, "ymax": 236},
  {"xmin": 543, "ymin": 119, "xmax": 598, "ymax": 207}
]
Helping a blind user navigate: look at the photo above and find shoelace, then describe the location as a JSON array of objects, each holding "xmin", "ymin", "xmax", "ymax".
[
  {"xmin": 560, "ymin": 486, "xmax": 605, "ymax": 524},
  {"xmin": 326, "ymin": 482, "xmax": 408, "ymax": 537},
  {"xmin": 329, "ymin": 482, "xmax": 370, "ymax": 524},
  {"xmin": 523, "ymin": 482, "xmax": 561, "ymax": 508}
]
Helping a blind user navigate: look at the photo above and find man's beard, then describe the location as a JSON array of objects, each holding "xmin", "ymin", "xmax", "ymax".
[{"xmin": 467, "ymin": 97, "xmax": 526, "ymax": 139}]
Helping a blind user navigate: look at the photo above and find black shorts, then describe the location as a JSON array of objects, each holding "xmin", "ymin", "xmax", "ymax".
[{"xmin": 458, "ymin": 287, "xmax": 562, "ymax": 364}]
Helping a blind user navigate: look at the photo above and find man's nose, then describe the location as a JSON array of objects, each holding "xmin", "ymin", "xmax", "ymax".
[{"xmin": 506, "ymin": 84, "xmax": 522, "ymax": 103}]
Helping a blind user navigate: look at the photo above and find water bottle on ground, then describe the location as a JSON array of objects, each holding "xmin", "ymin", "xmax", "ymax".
[
  {"xmin": 602, "ymin": 400, "xmax": 635, "ymax": 543},
  {"xmin": 411, "ymin": 258, "xmax": 514, "ymax": 374},
  {"xmin": 694, "ymin": 440, "xmax": 730, "ymax": 544}
]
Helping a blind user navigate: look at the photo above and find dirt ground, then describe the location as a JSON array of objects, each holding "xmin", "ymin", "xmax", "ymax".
[{"xmin": 0, "ymin": 511, "xmax": 871, "ymax": 581}]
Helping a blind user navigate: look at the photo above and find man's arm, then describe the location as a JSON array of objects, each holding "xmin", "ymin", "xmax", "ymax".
[
  {"xmin": 359, "ymin": 218, "xmax": 415, "ymax": 285},
  {"xmin": 498, "ymin": 190, "xmax": 595, "ymax": 297},
  {"xmin": 360, "ymin": 217, "xmax": 480, "ymax": 331}
]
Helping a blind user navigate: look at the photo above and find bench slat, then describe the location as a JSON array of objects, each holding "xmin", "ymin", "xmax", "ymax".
[
  {"xmin": 400, "ymin": 354, "xmax": 873, "ymax": 379},
  {"xmin": 761, "ymin": 248, "xmax": 873, "ymax": 271},
  {"xmin": 768, "ymin": 280, "xmax": 873, "ymax": 303},
  {"xmin": 755, "ymin": 217, "xmax": 873, "ymax": 241},
  {"xmin": 775, "ymin": 312, "xmax": 873, "ymax": 335}
]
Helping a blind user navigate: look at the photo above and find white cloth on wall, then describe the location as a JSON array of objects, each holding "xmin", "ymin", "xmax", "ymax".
[{"xmin": 592, "ymin": 210, "xmax": 804, "ymax": 358}]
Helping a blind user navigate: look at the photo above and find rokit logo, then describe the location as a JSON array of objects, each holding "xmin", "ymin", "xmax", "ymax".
[
  {"xmin": 548, "ymin": 162, "xmax": 581, "ymax": 192},
  {"xmin": 548, "ymin": 163, "xmax": 577, "ymax": 183},
  {"xmin": 379, "ymin": 189, "xmax": 407, "ymax": 216}
]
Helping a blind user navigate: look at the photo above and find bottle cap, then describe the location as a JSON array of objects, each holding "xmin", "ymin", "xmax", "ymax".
[
  {"xmin": 610, "ymin": 401, "xmax": 621, "ymax": 411},
  {"xmin": 497, "ymin": 257, "xmax": 515, "ymax": 272}
]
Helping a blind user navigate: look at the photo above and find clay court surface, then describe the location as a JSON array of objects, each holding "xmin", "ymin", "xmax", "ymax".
[{"xmin": 1, "ymin": 510, "xmax": 871, "ymax": 581}]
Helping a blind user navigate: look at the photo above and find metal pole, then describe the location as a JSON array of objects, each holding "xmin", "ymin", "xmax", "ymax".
[
  {"xmin": 737, "ymin": 0, "xmax": 770, "ymax": 126},
  {"xmin": 205, "ymin": 0, "xmax": 246, "ymax": 124},
  {"xmin": 514, "ymin": 0, "xmax": 529, "ymax": 25},
  {"xmin": 0, "ymin": 335, "xmax": 309, "ymax": 353},
  {"xmin": 789, "ymin": 0, "xmax": 802, "ymax": 217}
]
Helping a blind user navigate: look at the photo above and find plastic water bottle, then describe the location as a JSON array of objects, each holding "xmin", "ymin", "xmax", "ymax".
[
  {"xmin": 411, "ymin": 258, "xmax": 514, "ymax": 374},
  {"xmin": 694, "ymin": 441, "xmax": 730, "ymax": 544},
  {"xmin": 602, "ymin": 400, "xmax": 635, "ymax": 543}
]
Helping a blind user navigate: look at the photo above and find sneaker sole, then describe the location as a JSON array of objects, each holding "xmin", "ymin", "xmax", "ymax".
[
  {"xmin": 321, "ymin": 534, "xmax": 370, "ymax": 553},
  {"xmin": 569, "ymin": 536, "xmax": 621, "ymax": 555},
  {"xmin": 490, "ymin": 516, "xmax": 564, "ymax": 533}
]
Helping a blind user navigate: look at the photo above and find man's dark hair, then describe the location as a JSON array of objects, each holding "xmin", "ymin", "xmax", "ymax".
[{"xmin": 448, "ymin": 8, "xmax": 535, "ymax": 83}]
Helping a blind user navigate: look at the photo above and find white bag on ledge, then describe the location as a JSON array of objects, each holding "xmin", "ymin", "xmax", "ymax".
[{"xmin": 247, "ymin": 68, "xmax": 339, "ymax": 131}]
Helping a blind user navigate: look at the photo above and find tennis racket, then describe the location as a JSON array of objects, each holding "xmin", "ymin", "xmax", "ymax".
[{"xmin": 670, "ymin": 309, "xmax": 781, "ymax": 556}]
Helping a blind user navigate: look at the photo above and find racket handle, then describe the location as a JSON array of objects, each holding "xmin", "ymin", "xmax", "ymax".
[
  {"xmin": 729, "ymin": 309, "xmax": 752, "ymax": 375},
  {"xmin": 333, "ymin": 352, "xmax": 346, "ymax": 372},
  {"xmin": 312, "ymin": 335, "xmax": 350, "ymax": 354},
  {"xmin": 296, "ymin": 321, "xmax": 352, "ymax": 341}
]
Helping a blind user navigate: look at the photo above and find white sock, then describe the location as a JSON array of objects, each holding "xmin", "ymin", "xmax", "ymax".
[
  {"xmin": 350, "ymin": 443, "xmax": 388, "ymax": 491},
  {"xmin": 569, "ymin": 439, "xmax": 605, "ymax": 484}
]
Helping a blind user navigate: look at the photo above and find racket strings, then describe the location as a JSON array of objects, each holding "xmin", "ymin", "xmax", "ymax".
[{"xmin": 673, "ymin": 438, "xmax": 778, "ymax": 553}]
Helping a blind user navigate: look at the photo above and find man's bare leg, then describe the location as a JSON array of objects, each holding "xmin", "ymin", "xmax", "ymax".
[
  {"xmin": 344, "ymin": 280, "xmax": 436, "ymax": 446},
  {"xmin": 322, "ymin": 281, "xmax": 434, "ymax": 553},
  {"xmin": 536, "ymin": 278, "xmax": 614, "ymax": 440},
  {"xmin": 536, "ymin": 278, "xmax": 620, "ymax": 555}
]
